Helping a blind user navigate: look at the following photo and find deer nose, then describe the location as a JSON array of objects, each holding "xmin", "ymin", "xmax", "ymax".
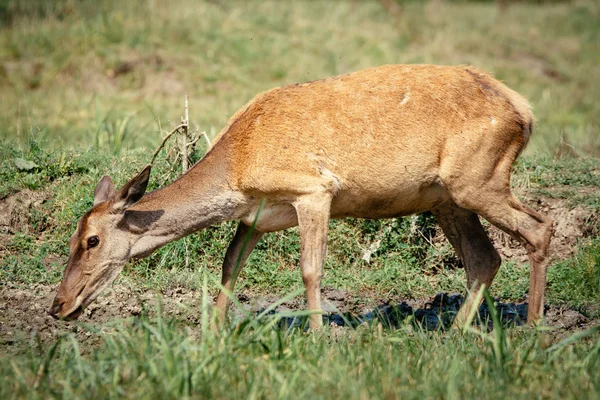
[{"xmin": 48, "ymin": 298, "xmax": 63, "ymax": 319}]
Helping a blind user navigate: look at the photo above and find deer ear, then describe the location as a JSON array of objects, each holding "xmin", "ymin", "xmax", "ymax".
[
  {"xmin": 94, "ymin": 176, "xmax": 116, "ymax": 206},
  {"xmin": 112, "ymin": 165, "xmax": 152, "ymax": 212}
]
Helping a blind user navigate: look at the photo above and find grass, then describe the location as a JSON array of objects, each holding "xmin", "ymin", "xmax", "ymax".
[
  {"xmin": 2, "ymin": 143, "xmax": 597, "ymax": 400},
  {"xmin": 1, "ymin": 299, "xmax": 599, "ymax": 399},
  {"xmin": 547, "ymin": 238, "xmax": 600, "ymax": 310},
  {"xmin": 1, "ymin": 0, "xmax": 599, "ymax": 155}
]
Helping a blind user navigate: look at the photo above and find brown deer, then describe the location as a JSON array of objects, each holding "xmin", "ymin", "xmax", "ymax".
[{"xmin": 49, "ymin": 64, "xmax": 553, "ymax": 329}]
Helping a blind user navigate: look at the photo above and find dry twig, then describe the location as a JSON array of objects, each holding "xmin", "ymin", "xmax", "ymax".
[
  {"xmin": 150, "ymin": 95, "xmax": 206, "ymax": 181},
  {"xmin": 150, "ymin": 123, "xmax": 186, "ymax": 165},
  {"xmin": 181, "ymin": 95, "xmax": 189, "ymax": 171}
]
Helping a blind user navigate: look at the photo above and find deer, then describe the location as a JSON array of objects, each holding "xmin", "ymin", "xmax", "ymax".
[{"xmin": 49, "ymin": 64, "xmax": 553, "ymax": 330}]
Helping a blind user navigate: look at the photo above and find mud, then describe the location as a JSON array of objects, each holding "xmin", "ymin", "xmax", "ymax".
[
  {"xmin": 0, "ymin": 283, "xmax": 595, "ymax": 351},
  {"xmin": 0, "ymin": 284, "xmax": 206, "ymax": 348}
]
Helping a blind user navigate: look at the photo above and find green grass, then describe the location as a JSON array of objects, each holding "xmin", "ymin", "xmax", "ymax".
[
  {"xmin": 1, "ymin": 302, "xmax": 599, "ymax": 399},
  {"xmin": 547, "ymin": 239, "xmax": 600, "ymax": 311},
  {"xmin": 1, "ymin": 0, "xmax": 599, "ymax": 155},
  {"xmin": 2, "ymin": 118, "xmax": 600, "ymax": 400}
]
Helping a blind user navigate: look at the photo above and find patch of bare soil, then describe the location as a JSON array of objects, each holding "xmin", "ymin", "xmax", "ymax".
[
  {"xmin": 0, "ymin": 189, "xmax": 50, "ymax": 259},
  {"xmin": 1, "ymin": 284, "xmax": 595, "ymax": 351},
  {"xmin": 240, "ymin": 289, "xmax": 595, "ymax": 334},
  {"xmin": 434, "ymin": 191, "xmax": 598, "ymax": 265},
  {"xmin": 0, "ymin": 189, "xmax": 48, "ymax": 235},
  {"xmin": 0, "ymin": 283, "xmax": 207, "ymax": 350}
]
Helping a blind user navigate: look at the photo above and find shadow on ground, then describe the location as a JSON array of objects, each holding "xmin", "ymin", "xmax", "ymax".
[{"xmin": 261, "ymin": 293, "xmax": 589, "ymax": 332}]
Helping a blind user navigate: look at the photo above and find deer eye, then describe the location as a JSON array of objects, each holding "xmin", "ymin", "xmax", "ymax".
[{"xmin": 87, "ymin": 236, "xmax": 100, "ymax": 248}]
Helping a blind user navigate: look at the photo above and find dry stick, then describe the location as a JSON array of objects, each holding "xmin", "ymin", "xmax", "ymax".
[
  {"xmin": 150, "ymin": 123, "xmax": 186, "ymax": 165},
  {"xmin": 185, "ymin": 128, "xmax": 202, "ymax": 148},
  {"xmin": 150, "ymin": 96, "xmax": 205, "ymax": 174},
  {"xmin": 194, "ymin": 121, "xmax": 212, "ymax": 148},
  {"xmin": 181, "ymin": 94, "xmax": 190, "ymax": 172},
  {"xmin": 191, "ymin": 127, "xmax": 211, "ymax": 156}
]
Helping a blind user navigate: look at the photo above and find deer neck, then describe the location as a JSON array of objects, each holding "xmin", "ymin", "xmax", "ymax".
[{"xmin": 124, "ymin": 152, "xmax": 246, "ymax": 258}]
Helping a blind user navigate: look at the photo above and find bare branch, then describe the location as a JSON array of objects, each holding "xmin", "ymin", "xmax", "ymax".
[
  {"xmin": 151, "ymin": 96, "xmax": 207, "ymax": 177},
  {"xmin": 150, "ymin": 123, "xmax": 186, "ymax": 165},
  {"xmin": 186, "ymin": 133, "xmax": 202, "ymax": 148},
  {"xmin": 181, "ymin": 94, "xmax": 190, "ymax": 172}
]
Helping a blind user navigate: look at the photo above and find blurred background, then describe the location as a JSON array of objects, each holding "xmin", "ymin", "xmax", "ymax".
[{"xmin": 0, "ymin": 0, "xmax": 598, "ymax": 156}]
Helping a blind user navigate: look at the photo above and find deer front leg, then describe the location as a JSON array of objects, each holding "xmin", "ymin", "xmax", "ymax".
[
  {"xmin": 214, "ymin": 222, "xmax": 264, "ymax": 330},
  {"xmin": 294, "ymin": 194, "xmax": 332, "ymax": 330}
]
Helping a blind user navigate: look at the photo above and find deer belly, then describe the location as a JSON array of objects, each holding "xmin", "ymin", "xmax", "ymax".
[
  {"xmin": 241, "ymin": 203, "xmax": 299, "ymax": 232},
  {"xmin": 331, "ymin": 182, "xmax": 448, "ymax": 219},
  {"xmin": 240, "ymin": 181, "xmax": 448, "ymax": 231}
]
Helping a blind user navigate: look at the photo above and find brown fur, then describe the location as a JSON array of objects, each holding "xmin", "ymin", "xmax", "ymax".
[{"xmin": 50, "ymin": 64, "xmax": 552, "ymax": 329}]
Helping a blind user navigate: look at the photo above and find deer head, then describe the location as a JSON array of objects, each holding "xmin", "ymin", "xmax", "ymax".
[{"xmin": 49, "ymin": 166, "xmax": 151, "ymax": 320}]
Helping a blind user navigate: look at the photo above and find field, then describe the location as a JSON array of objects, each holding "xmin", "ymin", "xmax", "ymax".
[{"xmin": 1, "ymin": 0, "xmax": 600, "ymax": 398}]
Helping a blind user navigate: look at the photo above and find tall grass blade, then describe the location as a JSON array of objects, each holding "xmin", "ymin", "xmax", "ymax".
[
  {"xmin": 461, "ymin": 283, "xmax": 486, "ymax": 333},
  {"xmin": 33, "ymin": 335, "xmax": 63, "ymax": 389},
  {"xmin": 483, "ymin": 289, "xmax": 508, "ymax": 374}
]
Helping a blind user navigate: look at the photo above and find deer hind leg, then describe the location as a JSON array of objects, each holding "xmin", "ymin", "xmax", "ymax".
[
  {"xmin": 432, "ymin": 202, "xmax": 502, "ymax": 327},
  {"xmin": 293, "ymin": 194, "xmax": 332, "ymax": 330},
  {"xmin": 214, "ymin": 222, "xmax": 264, "ymax": 329},
  {"xmin": 449, "ymin": 186, "xmax": 553, "ymax": 324}
]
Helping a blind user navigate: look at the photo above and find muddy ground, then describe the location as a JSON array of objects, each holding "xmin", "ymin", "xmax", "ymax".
[{"xmin": 0, "ymin": 188, "xmax": 598, "ymax": 349}]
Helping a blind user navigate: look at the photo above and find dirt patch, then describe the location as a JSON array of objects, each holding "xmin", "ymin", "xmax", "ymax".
[
  {"xmin": 426, "ymin": 191, "xmax": 597, "ymax": 270},
  {"xmin": 244, "ymin": 289, "xmax": 595, "ymax": 334},
  {"xmin": 486, "ymin": 195, "xmax": 593, "ymax": 263},
  {"xmin": 0, "ymin": 283, "xmax": 206, "ymax": 350},
  {"xmin": 488, "ymin": 193, "xmax": 597, "ymax": 262},
  {"xmin": 0, "ymin": 189, "xmax": 50, "ymax": 259},
  {"xmin": 1, "ymin": 283, "xmax": 595, "ymax": 351},
  {"xmin": 428, "ymin": 192, "xmax": 598, "ymax": 266},
  {"xmin": 0, "ymin": 189, "xmax": 48, "ymax": 235}
]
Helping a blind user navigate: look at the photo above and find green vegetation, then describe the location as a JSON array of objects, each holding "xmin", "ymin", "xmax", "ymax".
[
  {"xmin": 1, "ymin": 0, "xmax": 599, "ymax": 398},
  {"xmin": 548, "ymin": 239, "xmax": 600, "ymax": 309},
  {"xmin": 1, "ymin": 142, "xmax": 598, "ymax": 399},
  {"xmin": 1, "ymin": 0, "xmax": 599, "ymax": 155},
  {"xmin": 1, "ymin": 304, "xmax": 599, "ymax": 399}
]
